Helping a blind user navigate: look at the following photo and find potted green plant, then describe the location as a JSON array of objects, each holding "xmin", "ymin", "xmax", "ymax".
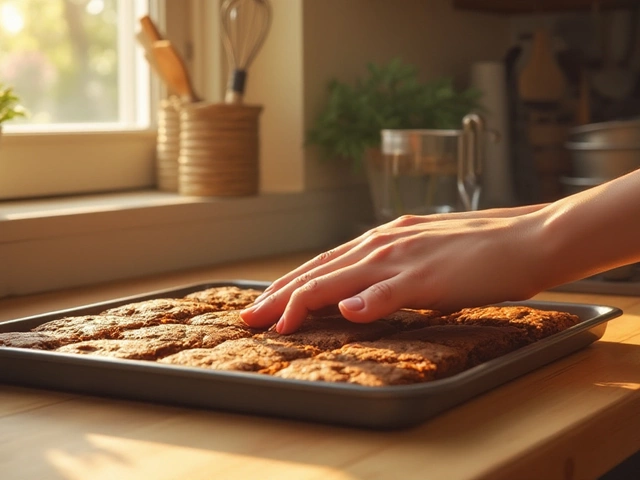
[
  {"xmin": 307, "ymin": 58, "xmax": 482, "ymax": 169},
  {"xmin": 306, "ymin": 58, "xmax": 485, "ymax": 222},
  {"xmin": 0, "ymin": 83, "xmax": 28, "ymax": 136}
]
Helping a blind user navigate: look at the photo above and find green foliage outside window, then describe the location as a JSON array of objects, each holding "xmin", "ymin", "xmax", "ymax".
[{"xmin": 306, "ymin": 58, "xmax": 483, "ymax": 170}]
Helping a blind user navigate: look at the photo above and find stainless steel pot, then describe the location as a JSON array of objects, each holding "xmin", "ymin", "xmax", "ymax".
[
  {"xmin": 564, "ymin": 142, "xmax": 640, "ymax": 179},
  {"xmin": 559, "ymin": 175, "xmax": 605, "ymax": 196},
  {"xmin": 568, "ymin": 119, "xmax": 640, "ymax": 146}
]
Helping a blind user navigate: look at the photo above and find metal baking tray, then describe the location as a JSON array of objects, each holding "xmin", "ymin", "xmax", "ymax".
[{"xmin": 0, "ymin": 280, "xmax": 623, "ymax": 430}]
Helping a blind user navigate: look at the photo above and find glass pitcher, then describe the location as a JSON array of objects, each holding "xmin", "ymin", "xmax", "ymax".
[{"xmin": 367, "ymin": 114, "xmax": 496, "ymax": 223}]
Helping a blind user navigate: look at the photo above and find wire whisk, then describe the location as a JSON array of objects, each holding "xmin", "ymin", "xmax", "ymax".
[{"xmin": 220, "ymin": 0, "xmax": 272, "ymax": 104}]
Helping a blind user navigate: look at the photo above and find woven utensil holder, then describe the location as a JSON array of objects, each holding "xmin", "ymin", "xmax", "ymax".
[
  {"xmin": 178, "ymin": 102, "xmax": 263, "ymax": 196},
  {"xmin": 156, "ymin": 96, "xmax": 181, "ymax": 192}
]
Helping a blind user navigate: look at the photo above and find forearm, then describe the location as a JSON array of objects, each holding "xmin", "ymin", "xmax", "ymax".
[{"xmin": 533, "ymin": 169, "xmax": 640, "ymax": 290}]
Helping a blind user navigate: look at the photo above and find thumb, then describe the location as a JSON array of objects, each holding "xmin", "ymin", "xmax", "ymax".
[{"xmin": 338, "ymin": 277, "xmax": 411, "ymax": 323}]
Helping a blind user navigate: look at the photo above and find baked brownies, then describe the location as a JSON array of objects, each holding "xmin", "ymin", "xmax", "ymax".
[{"xmin": 0, "ymin": 285, "xmax": 582, "ymax": 387}]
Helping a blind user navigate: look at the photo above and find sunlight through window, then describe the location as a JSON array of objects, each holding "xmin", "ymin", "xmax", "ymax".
[{"xmin": 0, "ymin": 0, "xmax": 150, "ymax": 131}]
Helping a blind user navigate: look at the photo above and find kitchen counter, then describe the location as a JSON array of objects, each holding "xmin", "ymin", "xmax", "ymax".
[{"xmin": 1, "ymin": 251, "xmax": 640, "ymax": 480}]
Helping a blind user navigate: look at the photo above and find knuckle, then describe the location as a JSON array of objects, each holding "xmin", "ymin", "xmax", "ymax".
[
  {"xmin": 368, "ymin": 282, "xmax": 394, "ymax": 302},
  {"xmin": 301, "ymin": 278, "xmax": 320, "ymax": 293},
  {"xmin": 368, "ymin": 243, "xmax": 395, "ymax": 262},
  {"xmin": 314, "ymin": 249, "xmax": 336, "ymax": 266},
  {"xmin": 294, "ymin": 271, "xmax": 314, "ymax": 287},
  {"xmin": 392, "ymin": 214, "xmax": 417, "ymax": 227},
  {"xmin": 263, "ymin": 291, "xmax": 279, "ymax": 306},
  {"xmin": 360, "ymin": 229, "xmax": 377, "ymax": 242},
  {"xmin": 290, "ymin": 277, "xmax": 320, "ymax": 301},
  {"xmin": 362, "ymin": 231, "xmax": 386, "ymax": 248},
  {"xmin": 289, "ymin": 278, "xmax": 322, "ymax": 308}
]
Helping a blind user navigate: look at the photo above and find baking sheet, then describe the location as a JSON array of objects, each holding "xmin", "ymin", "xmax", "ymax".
[{"xmin": 0, "ymin": 280, "xmax": 623, "ymax": 430}]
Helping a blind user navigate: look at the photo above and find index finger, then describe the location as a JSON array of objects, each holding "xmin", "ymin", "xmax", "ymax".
[{"xmin": 254, "ymin": 246, "xmax": 347, "ymax": 303}]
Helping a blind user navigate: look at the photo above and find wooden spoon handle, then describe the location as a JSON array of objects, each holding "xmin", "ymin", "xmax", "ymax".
[
  {"xmin": 153, "ymin": 40, "xmax": 199, "ymax": 103},
  {"xmin": 140, "ymin": 15, "xmax": 164, "ymax": 43}
]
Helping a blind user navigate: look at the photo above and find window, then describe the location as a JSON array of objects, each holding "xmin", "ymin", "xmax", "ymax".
[
  {"xmin": 0, "ymin": 0, "xmax": 200, "ymax": 200},
  {"xmin": 0, "ymin": 0, "xmax": 150, "ymax": 131}
]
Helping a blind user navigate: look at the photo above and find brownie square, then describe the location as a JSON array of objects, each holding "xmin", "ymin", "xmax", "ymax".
[
  {"xmin": 56, "ymin": 338, "xmax": 183, "ymax": 360},
  {"xmin": 33, "ymin": 315, "xmax": 147, "ymax": 343},
  {"xmin": 381, "ymin": 308, "xmax": 448, "ymax": 331},
  {"xmin": 121, "ymin": 323, "xmax": 251, "ymax": 349},
  {"xmin": 186, "ymin": 310, "xmax": 260, "ymax": 333},
  {"xmin": 391, "ymin": 324, "xmax": 527, "ymax": 367},
  {"xmin": 318, "ymin": 339, "xmax": 466, "ymax": 380},
  {"xmin": 444, "ymin": 305, "xmax": 580, "ymax": 342},
  {"xmin": 184, "ymin": 286, "xmax": 263, "ymax": 310},
  {"xmin": 257, "ymin": 315, "xmax": 397, "ymax": 351},
  {"xmin": 101, "ymin": 298, "xmax": 220, "ymax": 325},
  {"xmin": 274, "ymin": 358, "xmax": 428, "ymax": 386},
  {"xmin": 159, "ymin": 337, "xmax": 316, "ymax": 374},
  {"xmin": 0, "ymin": 331, "xmax": 65, "ymax": 350}
]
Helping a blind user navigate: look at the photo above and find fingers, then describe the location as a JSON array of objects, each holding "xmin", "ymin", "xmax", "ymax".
[
  {"xmin": 276, "ymin": 268, "xmax": 413, "ymax": 335},
  {"xmin": 252, "ymin": 219, "xmax": 416, "ymax": 304},
  {"xmin": 243, "ymin": 264, "xmax": 346, "ymax": 330},
  {"xmin": 253, "ymin": 224, "xmax": 412, "ymax": 304},
  {"xmin": 252, "ymin": 245, "xmax": 353, "ymax": 304},
  {"xmin": 240, "ymin": 291, "xmax": 283, "ymax": 328},
  {"xmin": 241, "ymin": 255, "xmax": 400, "ymax": 333},
  {"xmin": 241, "ymin": 271, "xmax": 348, "ymax": 330},
  {"xmin": 243, "ymin": 226, "xmax": 426, "ymax": 329}
]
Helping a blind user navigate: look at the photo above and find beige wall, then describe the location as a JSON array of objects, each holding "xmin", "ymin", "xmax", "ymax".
[
  {"xmin": 243, "ymin": 0, "xmax": 306, "ymax": 193},
  {"xmin": 223, "ymin": 0, "xmax": 511, "ymax": 193}
]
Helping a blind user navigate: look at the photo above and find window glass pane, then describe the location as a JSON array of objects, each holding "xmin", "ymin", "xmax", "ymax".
[{"xmin": 0, "ymin": 0, "xmax": 149, "ymax": 127}]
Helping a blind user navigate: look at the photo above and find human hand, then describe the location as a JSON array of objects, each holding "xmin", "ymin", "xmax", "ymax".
[{"xmin": 241, "ymin": 207, "xmax": 546, "ymax": 334}]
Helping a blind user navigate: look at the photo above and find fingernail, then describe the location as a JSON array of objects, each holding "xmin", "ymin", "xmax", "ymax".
[
  {"xmin": 340, "ymin": 296, "xmax": 365, "ymax": 312},
  {"xmin": 275, "ymin": 316, "xmax": 285, "ymax": 334}
]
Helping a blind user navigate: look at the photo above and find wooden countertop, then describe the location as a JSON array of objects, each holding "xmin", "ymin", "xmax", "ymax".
[{"xmin": 1, "ymin": 251, "xmax": 640, "ymax": 480}]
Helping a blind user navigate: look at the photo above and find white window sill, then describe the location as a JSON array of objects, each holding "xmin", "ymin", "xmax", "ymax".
[{"xmin": 0, "ymin": 188, "xmax": 372, "ymax": 298}]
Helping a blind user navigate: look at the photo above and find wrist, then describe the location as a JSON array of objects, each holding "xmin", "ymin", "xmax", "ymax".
[
  {"xmin": 504, "ymin": 210, "xmax": 558, "ymax": 298},
  {"xmin": 526, "ymin": 184, "xmax": 637, "ymax": 291}
]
